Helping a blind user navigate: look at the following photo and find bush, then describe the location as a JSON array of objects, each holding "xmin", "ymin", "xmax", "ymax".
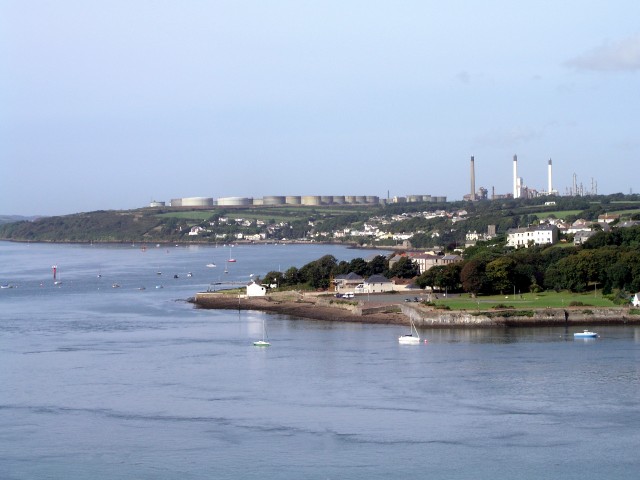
[
  {"xmin": 492, "ymin": 303, "xmax": 514, "ymax": 309},
  {"xmin": 569, "ymin": 301, "xmax": 587, "ymax": 307}
]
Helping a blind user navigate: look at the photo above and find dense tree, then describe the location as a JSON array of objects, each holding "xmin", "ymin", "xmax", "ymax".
[
  {"xmin": 460, "ymin": 259, "xmax": 487, "ymax": 296},
  {"xmin": 387, "ymin": 256, "xmax": 420, "ymax": 279},
  {"xmin": 485, "ymin": 257, "xmax": 515, "ymax": 294}
]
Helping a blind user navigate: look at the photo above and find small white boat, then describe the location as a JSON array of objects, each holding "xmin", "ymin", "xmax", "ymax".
[
  {"xmin": 574, "ymin": 330, "xmax": 598, "ymax": 338},
  {"xmin": 187, "ymin": 272, "xmax": 193, "ymax": 277},
  {"xmin": 253, "ymin": 320, "xmax": 270, "ymax": 347},
  {"xmin": 112, "ymin": 283, "xmax": 120, "ymax": 288},
  {"xmin": 399, "ymin": 318, "xmax": 422, "ymax": 345},
  {"xmin": 206, "ymin": 263, "xmax": 216, "ymax": 268}
]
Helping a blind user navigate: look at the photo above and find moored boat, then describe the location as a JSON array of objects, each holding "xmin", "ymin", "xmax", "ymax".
[{"xmin": 574, "ymin": 330, "xmax": 598, "ymax": 338}]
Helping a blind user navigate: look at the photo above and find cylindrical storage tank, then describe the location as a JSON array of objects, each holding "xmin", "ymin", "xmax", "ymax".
[
  {"xmin": 285, "ymin": 196, "xmax": 301, "ymax": 205},
  {"xmin": 422, "ymin": 195, "xmax": 432, "ymax": 202},
  {"xmin": 407, "ymin": 195, "xmax": 421, "ymax": 203},
  {"xmin": 181, "ymin": 197, "xmax": 214, "ymax": 207},
  {"xmin": 320, "ymin": 195, "xmax": 333, "ymax": 205},
  {"xmin": 170, "ymin": 198, "xmax": 183, "ymax": 207},
  {"xmin": 345, "ymin": 195, "xmax": 357, "ymax": 204},
  {"xmin": 263, "ymin": 196, "xmax": 286, "ymax": 206},
  {"xmin": 332, "ymin": 195, "xmax": 345, "ymax": 204},
  {"xmin": 301, "ymin": 195, "xmax": 321, "ymax": 206},
  {"xmin": 149, "ymin": 201, "xmax": 165, "ymax": 207},
  {"xmin": 366, "ymin": 196, "xmax": 379, "ymax": 204},
  {"xmin": 355, "ymin": 195, "xmax": 367, "ymax": 204},
  {"xmin": 434, "ymin": 196, "xmax": 447, "ymax": 203},
  {"xmin": 252, "ymin": 198, "xmax": 264, "ymax": 206},
  {"xmin": 217, "ymin": 196, "xmax": 252, "ymax": 206}
]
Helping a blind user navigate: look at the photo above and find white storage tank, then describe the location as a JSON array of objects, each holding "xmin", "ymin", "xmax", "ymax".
[
  {"xmin": 332, "ymin": 195, "xmax": 345, "ymax": 204},
  {"xmin": 345, "ymin": 196, "xmax": 357, "ymax": 204},
  {"xmin": 366, "ymin": 196, "xmax": 379, "ymax": 204},
  {"xmin": 263, "ymin": 196, "xmax": 286, "ymax": 206},
  {"xmin": 320, "ymin": 196, "xmax": 333, "ymax": 205},
  {"xmin": 301, "ymin": 195, "xmax": 321, "ymax": 206},
  {"xmin": 181, "ymin": 197, "xmax": 214, "ymax": 207},
  {"xmin": 285, "ymin": 196, "xmax": 301, "ymax": 205},
  {"xmin": 217, "ymin": 197, "xmax": 252, "ymax": 206}
]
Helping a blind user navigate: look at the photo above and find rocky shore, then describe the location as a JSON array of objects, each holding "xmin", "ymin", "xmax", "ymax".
[{"xmin": 192, "ymin": 291, "xmax": 640, "ymax": 328}]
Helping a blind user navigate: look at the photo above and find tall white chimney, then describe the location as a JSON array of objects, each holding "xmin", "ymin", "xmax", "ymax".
[
  {"xmin": 470, "ymin": 156, "xmax": 476, "ymax": 201},
  {"xmin": 548, "ymin": 158, "xmax": 553, "ymax": 194},
  {"xmin": 513, "ymin": 154, "xmax": 518, "ymax": 198}
]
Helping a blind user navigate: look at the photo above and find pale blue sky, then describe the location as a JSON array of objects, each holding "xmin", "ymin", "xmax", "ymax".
[{"xmin": 2, "ymin": 1, "xmax": 639, "ymax": 215}]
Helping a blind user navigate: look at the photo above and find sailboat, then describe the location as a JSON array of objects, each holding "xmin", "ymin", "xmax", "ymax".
[
  {"xmin": 227, "ymin": 245, "xmax": 237, "ymax": 263},
  {"xmin": 253, "ymin": 319, "xmax": 270, "ymax": 347},
  {"xmin": 398, "ymin": 318, "xmax": 421, "ymax": 344},
  {"xmin": 53, "ymin": 265, "xmax": 62, "ymax": 285}
]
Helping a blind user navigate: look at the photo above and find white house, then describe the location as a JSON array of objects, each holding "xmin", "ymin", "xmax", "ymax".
[
  {"xmin": 246, "ymin": 281, "xmax": 267, "ymax": 297},
  {"xmin": 363, "ymin": 274, "xmax": 394, "ymax": 293},
  {"xmin": 506, "ymin": 225, "xmax": 558, "ymax": 248}
]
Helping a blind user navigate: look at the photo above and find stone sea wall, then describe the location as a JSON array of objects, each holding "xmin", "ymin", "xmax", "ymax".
[{"xmin": 193, "ymin": 292, "xmax": 640, "ymax": 327}]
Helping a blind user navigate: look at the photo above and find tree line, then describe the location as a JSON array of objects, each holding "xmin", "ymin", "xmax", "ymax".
[{"xmin": 262, "ymin": 226, "xmax": 640, "ymax": 301}]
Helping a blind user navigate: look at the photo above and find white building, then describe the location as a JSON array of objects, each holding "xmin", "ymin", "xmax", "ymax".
[
  {"xmin": 506, "ymin": 225, "xmax": 558, "ymax": 248},
  {"xmin": 246, "ymin": 281, "xmax": 267, "ymax": 297},
  {"xmin": 363, "ymin": 274, "xmax": 394, "ymax": 293}
]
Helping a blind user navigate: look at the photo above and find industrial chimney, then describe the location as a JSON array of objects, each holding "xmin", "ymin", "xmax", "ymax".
[
  {"xmin": 513, "ymin": 154, "xmax": 518, "ymax": 198},
  {"xmin": 470, "ymin": 156, "xmax": 476, "ymax": 201},
  {"xmin": 548, "ymin": 158, "xmax": 553, "ymax": 194}
]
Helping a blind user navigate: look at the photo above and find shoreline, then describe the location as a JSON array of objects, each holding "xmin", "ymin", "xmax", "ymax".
[{"xmin": 192, "ymin": 292, "xmax": 640, "ymax": 328}]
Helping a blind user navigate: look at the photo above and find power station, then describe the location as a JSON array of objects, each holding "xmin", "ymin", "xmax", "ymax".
[{"xmin": 466, "ymin": 154, "xmax": 567, "ymax": 201}]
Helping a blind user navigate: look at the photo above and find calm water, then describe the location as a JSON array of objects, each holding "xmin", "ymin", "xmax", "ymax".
[{"xmin": 1, "ymin": 242, "xmax": 639, "ymax": 479}]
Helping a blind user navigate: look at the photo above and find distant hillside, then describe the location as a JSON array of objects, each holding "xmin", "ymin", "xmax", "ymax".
[
  {"xmin": 0, "ymin": 215, "xmax": 42, "ymax": 225},
  {"xmin": 1, "ymin": 194, "xmax": 639, "ymax": 244},
  {"xmin": 0, "ymin": 210, "xmax": 165, "ymax": 242}
]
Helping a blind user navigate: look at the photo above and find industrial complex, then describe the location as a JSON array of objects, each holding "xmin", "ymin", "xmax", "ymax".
[
  {"xmin": 149, "ymin": 194, "xmax": 447, "ymax": 208},
  {"xmin": 149, "ymin": 155, "xmax": 596, "ymax": 210}
]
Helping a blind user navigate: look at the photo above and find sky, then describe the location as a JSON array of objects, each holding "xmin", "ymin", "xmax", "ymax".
[{"xmin": 1, "ymin": 1, "xmax": 639, "ymax": 216}]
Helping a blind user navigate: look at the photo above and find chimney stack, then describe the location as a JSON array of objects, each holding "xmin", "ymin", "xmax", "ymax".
[
  {"xmin": 470, "ymin": 156, "xmax": 476, "ymax": 201},
  {"xmin": 513, "ymin": 154, "xmax": 518, "ymax": 198},
  {"xmin": 548, "ymin": 158, "xmax": 553, "ymax": 194}
]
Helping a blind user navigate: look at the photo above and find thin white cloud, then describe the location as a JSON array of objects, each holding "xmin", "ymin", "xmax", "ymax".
[{"xmin": 566, "ymin": 34, "xmax": 640, "ymax": 72}]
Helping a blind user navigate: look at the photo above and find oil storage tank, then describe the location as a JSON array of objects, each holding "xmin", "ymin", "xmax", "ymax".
[
  {"xmin": 301, "ymin": 195, "xmax": 321, "ymax": 206},
  {"xmin": 263, "ymin": 196, "xmax": 286, "ymax": 206},
  {"xmin": 285, "ymin": 196, "xmax": 301, "ymax": 205},
  {"xmin": 366, "ymin": 196, "xmax": 379, "ymax": 204},
  {"xmin": 332, "ymin": 195, "xmax": 345, "ymax": 204},
  {"xmin": 320, "ymin": 196, "xmax": 333, "ymax": 205},
  {"xmin": 217, "ymin": 197, "xmax": 252, "ymax": 206},
  {"xmin": 181, "ymin": 197, "xmax": 214, "ymax": 207}
]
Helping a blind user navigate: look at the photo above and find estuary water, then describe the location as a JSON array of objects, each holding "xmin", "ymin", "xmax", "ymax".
[{"xmin": 1, "ymin": 241, "xmax": 640, "ymax": 479}]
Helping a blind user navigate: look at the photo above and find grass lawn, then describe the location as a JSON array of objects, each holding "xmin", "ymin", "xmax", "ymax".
[{"xmin": 434, "ymin": 290, "xmax": 616, "ymax": 311}]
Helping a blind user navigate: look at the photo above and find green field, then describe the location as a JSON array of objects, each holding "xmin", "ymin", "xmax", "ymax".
[
  {"xmin": 433, "ymin": 290, "xmax": 616, "ymax": 310},
  {"xmin": 155, "ymin": 205, "xmax": 374, "ymax": 223},
  {"xmin": 532, "ymin": 209, "xmax": 582, "ymax": 219}
]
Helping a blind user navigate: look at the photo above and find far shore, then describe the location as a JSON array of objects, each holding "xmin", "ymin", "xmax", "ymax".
[{"xmin": 192, "ymin": 291, "xmax": 640, "ymax": 328}]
